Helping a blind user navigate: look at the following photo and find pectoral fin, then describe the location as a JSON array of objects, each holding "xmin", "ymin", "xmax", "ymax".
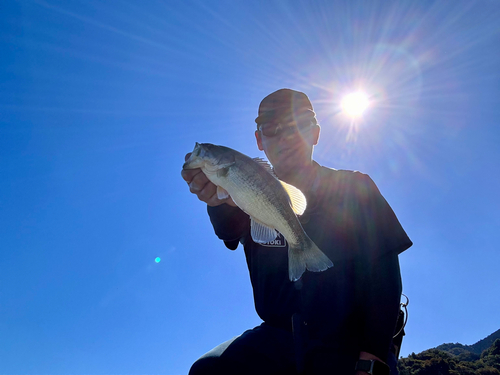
[
  {"xmin": 250, "ymin": 217, "xmax": 278, "ymax": 244},
  {"xmin": 217, "ymin": 186, "xmax": 230, "ymax": 200},
  {"xmin": 251, "ymin": 157, "xmax": 307, "ymax": 216},
  {"xmin": 216, "ymin": 162, "xmax": 235, "ymax": 178},
  {"xmin": 279, "ymin": 180, "xmax": 307, "ymax": 215}
]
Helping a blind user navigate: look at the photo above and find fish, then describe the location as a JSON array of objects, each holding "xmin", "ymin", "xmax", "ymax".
[{"xmin": 182, "ymin": 142, "xmax": 333, "ymax": 281}]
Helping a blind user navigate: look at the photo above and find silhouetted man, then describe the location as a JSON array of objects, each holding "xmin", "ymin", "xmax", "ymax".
[{"xmin": 181, "ymin": 89, "xmax": 412, "ymax": 375}]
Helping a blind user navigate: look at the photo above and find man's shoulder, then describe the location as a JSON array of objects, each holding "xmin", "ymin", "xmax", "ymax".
[
  {"xmin": 317, "ymin": 164, "xmax": 373, "ymax": 191},
  {"xmin": 312, "ymin": 164, "xmax": 385, "ymax": 209},
  {"xmin": 319, "ymin": 165, "xmax": 367, "ymax": 178}
]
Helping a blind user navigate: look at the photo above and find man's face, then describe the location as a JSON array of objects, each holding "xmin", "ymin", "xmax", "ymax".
[{"xmin": 255, "ymin": 116, "xmax": 320, "ymax": 175}]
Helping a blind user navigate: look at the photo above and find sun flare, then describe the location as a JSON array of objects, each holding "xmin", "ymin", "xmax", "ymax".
[{"xmin": 341, "ymin": 92, "xmax": 370, "ymax": 118}]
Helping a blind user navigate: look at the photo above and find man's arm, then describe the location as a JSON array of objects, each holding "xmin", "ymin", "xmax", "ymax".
[
  {"xmin": 357, "ymin": 251, "xmax": 402, "ymax": 370},
  {"xmin": 207, "ymin": 204, "xmax": 249, "ymax": 250},
  {"xmin": 350, "ymin": 173, "xmax": 410, "ymax": 370}
]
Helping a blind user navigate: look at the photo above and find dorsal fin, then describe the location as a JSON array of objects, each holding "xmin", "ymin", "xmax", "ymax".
[
  {"xmin": 252, "ymin": 157, "xmax": 278, "ymax": 179},
  {"xmin": 279, "ymin": 180, "xmax": 307, "ymax": 215}
]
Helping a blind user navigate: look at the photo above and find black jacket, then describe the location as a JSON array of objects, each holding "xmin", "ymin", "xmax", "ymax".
[{"xmin": 207, "ymin": 164, "xmax": 412, "ymax": 363}]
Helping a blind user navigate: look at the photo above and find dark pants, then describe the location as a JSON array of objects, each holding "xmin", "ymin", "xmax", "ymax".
[
  {"xmin": 189, "ymin": 323, "xmax": 297, "ymax": 375},
  {"xmin": 188, "ymin": 323, "xmax": 370, "ymax": 375}
]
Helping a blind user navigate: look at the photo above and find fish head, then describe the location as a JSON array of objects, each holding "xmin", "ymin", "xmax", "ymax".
[{"xmin": 182, "ymin": 143, "xmax": 235, "ymax": 171}]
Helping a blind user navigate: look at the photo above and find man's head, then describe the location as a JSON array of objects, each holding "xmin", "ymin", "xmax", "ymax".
[
  {"xmin": 255, "ymin": 89, "xmax": 317, "ymax": 127},
  {"xmin": 254, "ymin": 89, "xmax": 320, "ymax": 177}
]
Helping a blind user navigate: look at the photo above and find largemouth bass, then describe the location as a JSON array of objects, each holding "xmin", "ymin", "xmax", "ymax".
[{"xmin": 183, "ymin": 142, "xmax": 333, "ymax": 281}]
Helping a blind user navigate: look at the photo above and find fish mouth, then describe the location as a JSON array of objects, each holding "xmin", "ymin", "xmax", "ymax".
[{"xmin": 183, "ymin": 142, "xmax": 203, "ymax": 169}]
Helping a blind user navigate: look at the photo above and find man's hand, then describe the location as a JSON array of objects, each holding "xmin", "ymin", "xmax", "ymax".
[
  {"xmin": 355, "ymin": 352, "xmax": 387, "ymax": 375},
  {"xmin": 181, "ymin": 153, "xmax": 237, "ymax": 207}
]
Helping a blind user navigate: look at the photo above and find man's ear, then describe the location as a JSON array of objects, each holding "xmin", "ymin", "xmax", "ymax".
[
  {"xmin": 255, "ymin": 130, "xmax": 264, "ymax": 151},
  {"xmin": 312, "ymin": 124, "xmax": 320, "ymax": 146}
]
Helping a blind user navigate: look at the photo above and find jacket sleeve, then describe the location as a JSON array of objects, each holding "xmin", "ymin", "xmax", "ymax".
[
  {"xmin": 353, "ymin": 174, "xmax": 410, "ymax": 361},
  {"xmin": 207, "ymin": 204, "xmax": 250, "ymax": 250},
  {"xmin": 357, "ymin": 174, "xmax": 413, "ymax": 257},
  {"xmin": 358, "ymin": 250, "xmax": 402, "ymax": 362}
]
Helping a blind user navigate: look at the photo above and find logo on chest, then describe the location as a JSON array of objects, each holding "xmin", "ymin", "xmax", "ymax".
[{"xmin": 260, "ymin": 233, "xmax": 288, "ymax": 248}]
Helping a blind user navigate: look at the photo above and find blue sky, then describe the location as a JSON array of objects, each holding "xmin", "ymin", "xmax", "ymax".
[{"xmin": 1, "ymin": 1, "xmax": 499, "ymax": 374}]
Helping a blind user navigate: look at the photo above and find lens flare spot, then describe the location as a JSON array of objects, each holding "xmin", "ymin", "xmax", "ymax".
[
  {"xmin": 341, "ymin": 92, "xmax": 370, "ymax": 118},
  {"xmin": 155, "ymin": 257, "xmax": 161, "ymax": 263}
]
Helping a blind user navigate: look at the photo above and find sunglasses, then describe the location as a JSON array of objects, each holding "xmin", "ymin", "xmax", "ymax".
[{"xmin": 258, "ymin": 121, "xmax": 314, "ymax": 138}]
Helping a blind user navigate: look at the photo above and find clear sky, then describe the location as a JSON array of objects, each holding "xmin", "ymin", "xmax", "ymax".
[{"xmin": 1, "ymin": 1, "xmax": 499, "ymax": 374}]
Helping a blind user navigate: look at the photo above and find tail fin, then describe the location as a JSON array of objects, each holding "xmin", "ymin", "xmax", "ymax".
[{"xmin": 288, "ymin": 237, "xmax": 334, "ymax": 282}]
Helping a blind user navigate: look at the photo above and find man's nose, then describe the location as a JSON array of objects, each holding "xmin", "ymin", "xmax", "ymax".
[
  {"xmin": 275, "ymin": 125, "xmax": 296, "ymax": 139},
  {"xmin": 279, "ymin": 127, "xmax": 303, "ymax": 144}
]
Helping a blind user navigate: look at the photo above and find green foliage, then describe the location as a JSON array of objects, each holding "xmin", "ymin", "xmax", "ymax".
[
  {"xmin": 475, "ymin": 367, "xmax": 500, "ymax": 375},
  {"xmin": 457, "ymin": 351, "xmax": 480, "ymax": 363},
  {"xmin": 398, "ymin": 337, "xmax": 500, "ymax": 375},
  {"xmin": 472, "ymin": 331, "xmax": 500, "ymax": 355},
  {"xmin": 489, "ymin": 340, "xmax": 500, "ymax": 356},
  {"xmin": 437, "ymin": 343, "xmax": 471, "ymax": 353}
]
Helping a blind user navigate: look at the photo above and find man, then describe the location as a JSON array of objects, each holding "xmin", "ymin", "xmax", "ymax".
[{"xmin": 181, "ymin": 89, "xmax": 412, "ymax": 375}]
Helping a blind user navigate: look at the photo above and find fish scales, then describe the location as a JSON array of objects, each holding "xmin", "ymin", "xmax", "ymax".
[{"xmin": 222, "ymin": 156, "xmax": 301, "ymax": 244}]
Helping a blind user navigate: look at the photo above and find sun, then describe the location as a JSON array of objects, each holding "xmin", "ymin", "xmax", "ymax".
[{"xmin": 341, "ymin": 92, "xmax": 370, "ymax": 118}]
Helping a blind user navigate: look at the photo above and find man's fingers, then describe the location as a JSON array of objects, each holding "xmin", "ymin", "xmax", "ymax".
[
  {"xmin": 196, "ymin": 184, "xmax": 227, "ymax": 207},
  {"xmin": 204, "ymin": 188, "xmax": 237, "ymax": 207},
  {"xmin": 205, "ymin": 192, "xmax": 225, "ymax": 207},
  {"xmin": 194, "ymin": 182, "xmax": 235, "ymax": 207},
  {"xmin": 205, "ymin": 191, "xmax": 236, "ymax": 207},
  {"xmin": 181, "ymin": 152, "xmax": 194, "ymax": 182},
  {"xmin": 183, "ymin": 168, "xmax": 225, "ymax": 206},
  {"xmin": 188, "ymin": 171, "xmax": 211, "ymax": 192},
  {"xmin": 193, "ymin": 180, "xmax": 217, "ymax": 200},
  {"xmin": 181, "ymin": 167, "xmax": 206, "ymax": 185},
  {"xmin": 181, "ymin": 153, "xmax": 237, "ymax": 207},
  {"xmin": 181, "ymin": 168, "xmax": 196, "ymax": 183}
]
